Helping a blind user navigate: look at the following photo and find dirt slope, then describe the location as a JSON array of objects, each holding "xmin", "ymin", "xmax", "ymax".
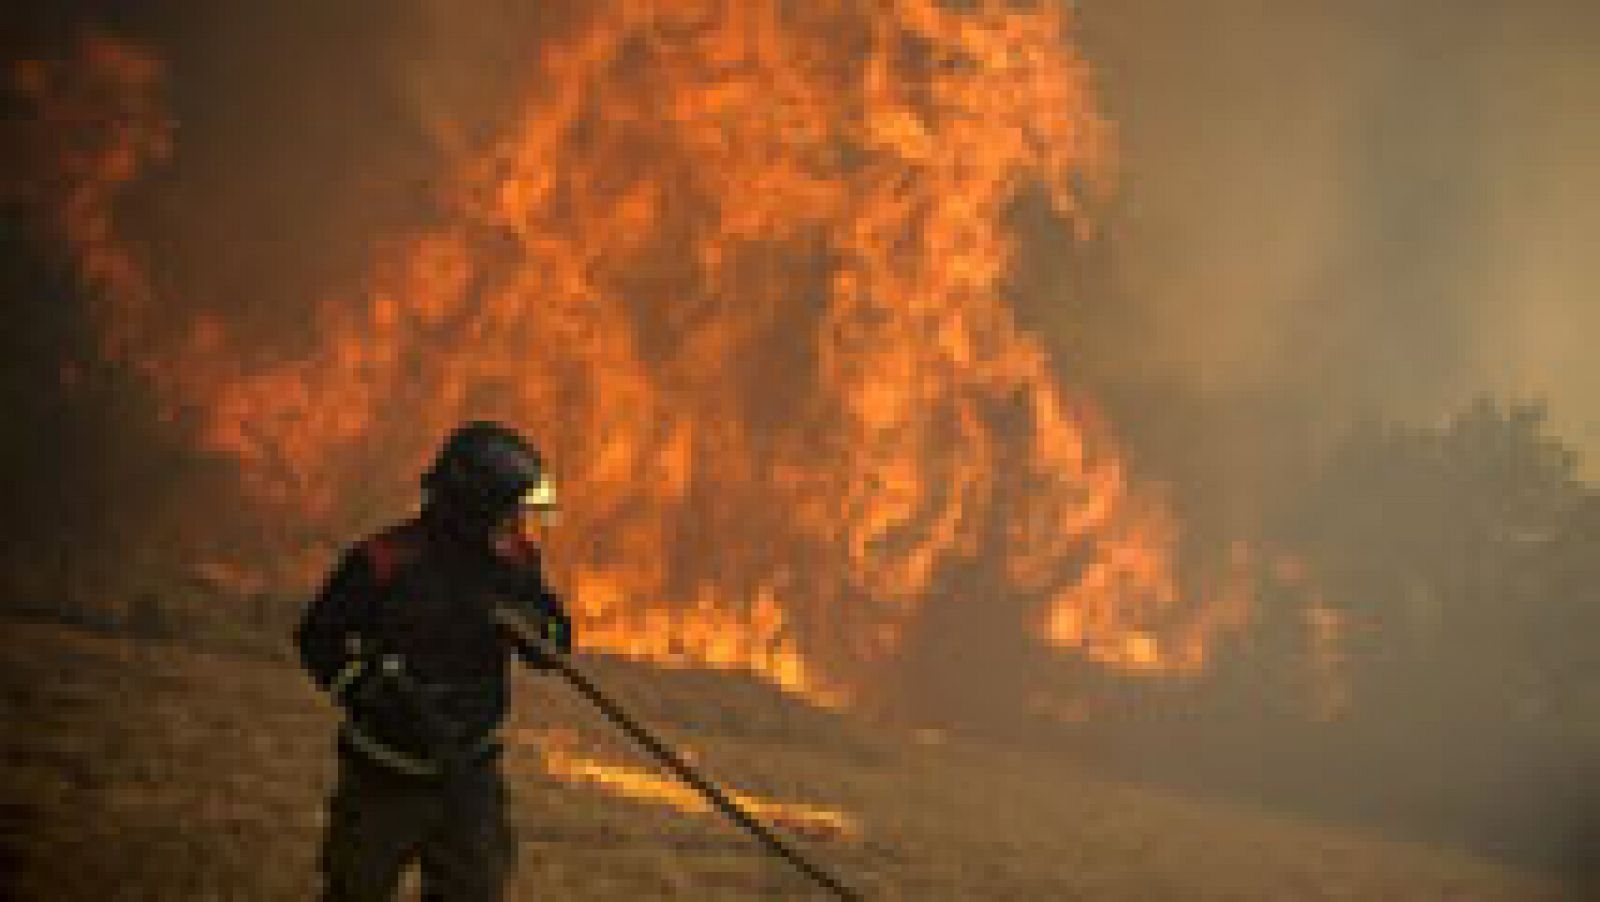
[{"xmin": 0, "ymin": 618, "xmax": 1574, "ymax": 900}]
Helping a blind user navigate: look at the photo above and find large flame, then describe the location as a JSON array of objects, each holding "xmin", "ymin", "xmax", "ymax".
[{"xmin": 15, "ymin": 4, "xmax": 1256, "ymax": 705}]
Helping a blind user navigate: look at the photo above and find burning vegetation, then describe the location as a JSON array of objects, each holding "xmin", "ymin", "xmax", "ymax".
[{"xmin": 11, "ymin": 3, "xmax": 1263, "ymax": 706}]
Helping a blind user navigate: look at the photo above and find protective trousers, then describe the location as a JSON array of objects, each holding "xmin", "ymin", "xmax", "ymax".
[{"xmin": 319, "ymin": 745, "xmax": 514, "ymax": 902}]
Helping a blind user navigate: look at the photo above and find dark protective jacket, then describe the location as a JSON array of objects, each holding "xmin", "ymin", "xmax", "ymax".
[{"xmin": 296, "ymin": 508, "xmax": 573, "ymax": 774}]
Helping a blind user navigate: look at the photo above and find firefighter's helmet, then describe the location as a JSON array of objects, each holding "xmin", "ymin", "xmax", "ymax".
[{"xmin": 422, "ymin": 421, "xmax": 558, "ymax": 529}]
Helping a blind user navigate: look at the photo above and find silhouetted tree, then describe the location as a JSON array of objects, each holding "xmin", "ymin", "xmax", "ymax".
[{"xmin": 1282, "ymin": 397, "xmax": 1594, "ymax": 730}]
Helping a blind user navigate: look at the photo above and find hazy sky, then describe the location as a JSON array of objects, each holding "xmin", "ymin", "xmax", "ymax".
[{"xmin": 1078, "ymin": 0, "xmax": 1599, "ymax": 468}]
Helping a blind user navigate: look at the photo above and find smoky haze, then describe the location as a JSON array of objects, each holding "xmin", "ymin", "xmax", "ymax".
[
  {"xmin": 1069, "ymin": 0, "xmax": 1600, "ymax": 467},
  {"xmin": 1053, "ymin": 1, "xmax": 1600, "ymax": 888}
]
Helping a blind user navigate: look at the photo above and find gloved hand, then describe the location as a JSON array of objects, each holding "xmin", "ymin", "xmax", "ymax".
[{"xmin": 500, "ymin": 597, "xmax": 573, "ymax": 669}]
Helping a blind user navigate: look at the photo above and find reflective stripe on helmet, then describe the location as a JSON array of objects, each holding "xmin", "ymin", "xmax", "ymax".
[{"xmin": 520, "ymin": 473, "xmax": 559, "ymax": 510}]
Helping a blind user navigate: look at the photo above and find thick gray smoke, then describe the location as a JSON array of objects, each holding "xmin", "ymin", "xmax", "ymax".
[{"xmin": 1074, "ymin": 0, "xmax": 1600, "ymax": 470}]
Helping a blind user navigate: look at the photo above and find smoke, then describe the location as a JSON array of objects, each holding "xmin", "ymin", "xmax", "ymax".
[
  {"xmin": 1070, "ymin": 0, "xmax": 1600, "ymax": 468},
  {"xmin": 0, "ymin": 0, "xmax": 514, "ymax": 578},
  {"xmin": 1047, "ymin": 3, "xmax": 1600, "ymax": 881}
]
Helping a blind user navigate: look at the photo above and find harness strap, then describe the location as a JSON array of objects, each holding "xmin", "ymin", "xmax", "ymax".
[
  {"xmin": 341, "ymin": 722, "xmax": 440, "ymax": 776},
  {"xmin": 339, "ymin": 722, "xmax": 502, "ymax": 777}
]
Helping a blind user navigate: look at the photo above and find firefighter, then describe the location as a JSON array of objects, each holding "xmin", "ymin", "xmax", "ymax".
[{"xmin": 296, "ymin": 422, "xmax": 574, "ymax": 901}]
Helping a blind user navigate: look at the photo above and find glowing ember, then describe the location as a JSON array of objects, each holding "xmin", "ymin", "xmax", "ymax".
[
  {"xmin": 523, "ymin": 731, "xmax": 859, "ymax": 841},
  {"xmin": 15, "ymin": 4, "xmax": 1260, "ymax": 704}
]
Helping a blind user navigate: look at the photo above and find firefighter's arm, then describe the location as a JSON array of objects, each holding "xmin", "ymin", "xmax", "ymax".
[
  {"xmin": 501, "ymin": 569, "xmax": 574, "ymax": 669},
  {"xmin": 297, "ymin": 545, "xmax": 446, "ymax": 760},
  {"xmin": 295, "ymin": 548, "xmax": 377, "ymax": 699}
]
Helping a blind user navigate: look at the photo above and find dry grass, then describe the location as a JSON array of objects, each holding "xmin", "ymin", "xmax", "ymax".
[{"xmin": 0, "ymin": 618, "xmax": 1577, "ymax": 900}]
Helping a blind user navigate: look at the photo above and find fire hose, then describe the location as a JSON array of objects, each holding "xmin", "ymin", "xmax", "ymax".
[{"xmin": 491, "ymin": 604, "xmax": 864, "ymax": 901}]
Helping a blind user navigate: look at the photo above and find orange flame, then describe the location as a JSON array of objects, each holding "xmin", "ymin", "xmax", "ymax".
[
  {"xmin": 522, "ymin": 729, "xmax": 859, "ymax": 841},
  {"xmin": 17, "ymin": 4, "xmax": 1259, "ymax": 705},
  {"xmin": 8, "ymin": 31, "xmax": 172, "ymax": 370}
]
